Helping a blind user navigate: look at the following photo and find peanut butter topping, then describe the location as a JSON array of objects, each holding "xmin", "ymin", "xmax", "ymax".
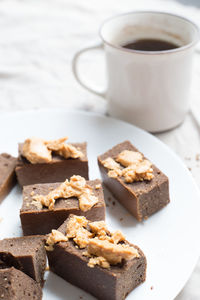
[
  {"xmin": 45, "ymin": 137, "xmax": 68, "ymax": 150},
  {"xmin": 46, "ymin": 215, "xmax": 140, "ymax": 269},
  {"xmin": 46, "ymin": 137, "xmax": 83, "ymax": 159},
  {"xmin": 66, "ymin": 215, "xmax": 93, "ymax": 248},
  {"xmin": 116, "ymin": 150, "xmax": 143, "ymax": 167},
  {"xmin": 89, "ymin": 221, "xmax": 108, "ymax": 235},
  {"xmin": 101, "ymin": 157, "xmax": 121, "ymax": 170},
  {"xmin": 58, "ymin": 143, "xmax": 83, "ymax": 159},
  {"xmin": 45, "ymin": 229, "xmax": 68, "ymax": 251},
  {"xmin": 102, "ymin": 150, "xmax": 154, "ymax": 183},
  {"xmin": 79, "ymin": 189, "xmax": 99, "ymax": 212},
  {"xmin": 22, "ymin": 136, "xmax": 83, "ymax": 164},
  {"xmin": 87, "ymin": 238, "xmax": 139, "ymax": 265},
  {"xmin": 121, "ymin": 159, "xmax": 154, "ymax": 182},
  {"xmin": 87, "ymin": 256, "xmax": 110, "ymax": 269},
  {"xmin": 23, "ymin": 137, "xmax": 52, "ymax": 164},
  {"xmin": 111, "ymin": 230, "xmax": 125, "ymax": 244},
  {"xmin": 32, "ymin": 176, "xmax": 98, "ymax": 211},
  {"xmin": 73, "ymin": 228, "xmax": 93, "ymax": 249},
  {"xmin": 66, "ymin": 215, "xmax": 88, "ymax": 237},
  {"xmin": 108, "ymin": 168, "xmax": 123, "ymax": 179}
]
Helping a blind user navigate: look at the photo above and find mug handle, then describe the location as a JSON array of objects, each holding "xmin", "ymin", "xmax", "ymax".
[{"xmin": 72, "ymin": 43, "xmax": 106, "ymax": 97}]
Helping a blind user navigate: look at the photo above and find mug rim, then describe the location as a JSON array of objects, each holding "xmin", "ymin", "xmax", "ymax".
[{"xmin": 99, "ymin": 10, "xmax": 200, "ymax": 55}]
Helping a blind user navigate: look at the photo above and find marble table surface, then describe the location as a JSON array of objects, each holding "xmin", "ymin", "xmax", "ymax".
[{"xmin": 0, "ymin": 0, "xmax": 200, "ymax": 299}]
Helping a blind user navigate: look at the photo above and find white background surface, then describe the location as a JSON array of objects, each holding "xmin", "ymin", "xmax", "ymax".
[{"xmin": 0, "ymin": 0, "xmax": 200, "ymax": 299}]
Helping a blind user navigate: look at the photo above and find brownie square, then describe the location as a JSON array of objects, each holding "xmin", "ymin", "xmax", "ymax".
[
  {"xmin": 0, "ymin": 153, "xmax": 17, "ymax": 203},
  {"xmin": 0, "ymin": 267, "xmax": 42, "ymax": 300},
  {"xmin": 0, "ymin": 235, "xmax": 46, "ymax": 286},
  {"xmin": 15, "ymin": 142, "xmax": 89, "ymax": 186},
  {"xmin": 20, "ymin": 179, "xmax": 106, "ymax": 235},
  {"xmin": 98, "ymin": 140, "xmax": 170, "ymax": 221},
  {"xmin": 46, "ymin": 216, "xmax": 147, "ymax": 300}
]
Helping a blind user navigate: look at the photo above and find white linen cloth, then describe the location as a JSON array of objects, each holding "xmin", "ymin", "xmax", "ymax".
[{"xmin": 0, "ymin": 0, "xmax": 200, "ymax": 299}]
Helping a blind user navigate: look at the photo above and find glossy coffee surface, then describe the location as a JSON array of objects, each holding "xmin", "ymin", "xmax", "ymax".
[{"xmin": 123, "ymin": 38, "xmax": 179, "ymax": 51}]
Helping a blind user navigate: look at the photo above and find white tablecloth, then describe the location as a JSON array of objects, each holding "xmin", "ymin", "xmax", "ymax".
[{"xmin": 0, "ymin": 0, "xmax": 200, "ymax": 299}]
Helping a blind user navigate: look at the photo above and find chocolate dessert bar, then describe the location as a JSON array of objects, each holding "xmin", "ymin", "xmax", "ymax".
[
  {"xmin": 0, "ymin": 153, "xmax": 17, "ymax": 203},
  {"xmin": 20, "ymin": 176, "xmax": 105, "ymax": 235},
  {"xmin": 0, "ymin": 267, "xmax": 42, "ymax": 300},
  {"xmin": 0, "ymin": 236, "xmax": 46, "ymax": 286},
  {"xmin": 98, "ymin": 140, "xmax": 170, "ymax": 221},
  {"xmin": 15, "ymin": 137, "xmax": 88, "ymax": 186},
  {"xmin": 46, "ymin": 215, "xmax": 146, "ymax": 300}
]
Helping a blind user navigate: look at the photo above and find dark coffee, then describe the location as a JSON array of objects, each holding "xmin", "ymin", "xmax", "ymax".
[{"xmin": 123, "ymin": 38, "xmax": 179, "ymax": 51}]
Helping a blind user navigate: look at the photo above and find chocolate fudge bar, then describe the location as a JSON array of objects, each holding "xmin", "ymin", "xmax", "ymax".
[
  {"xmin": 98, "ymin": 141, "xmax": 170, "ymax": 221},
  {"xmin": 0, "ymin": 153, "xmax": 17, "ymax": 203},
  {"xmin": 16, "ymin": 141, "xmax": 89, "ymax": 186},
  {"xmin": 20, "ymin": 177, "xmax": 105, "ymax": 235},
  {"xmin": 0, "ymin": 236, "xmax": 46, "ymax": 286},
  {"xmin": 0, "ymin": 267, "xmax": 42, "ymax": 300},
  {"xmin": 46, "ymin": 215, "xmax": 146, "ymax": 300}
]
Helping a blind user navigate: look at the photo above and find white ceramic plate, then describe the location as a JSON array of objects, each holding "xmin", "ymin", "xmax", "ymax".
[{"xmin": 0, "ymin": 109, "xmax": 200, "ymax": 300}]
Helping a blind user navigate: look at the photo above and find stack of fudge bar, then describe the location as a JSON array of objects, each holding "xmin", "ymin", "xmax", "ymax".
[{"xmin": 0, "ymin": 136, "xmax": 170, "ymax": 300}]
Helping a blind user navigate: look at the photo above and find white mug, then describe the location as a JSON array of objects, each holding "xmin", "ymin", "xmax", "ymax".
[{"xmin": 72, "ymin": 11, "xmax": 199, "ymax": 132}]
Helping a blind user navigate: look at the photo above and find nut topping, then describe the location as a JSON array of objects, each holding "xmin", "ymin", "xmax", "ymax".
[
  {"xmin": 22, "ymin": 136, "xmax": 83, "ymax": 164},
  {"xmin": 88, "ymin": 238, "xmax": 139, "ymax": 265},
  {"xmin": 102, "ymin": 150, "xmax": 154, "ymax": 183},
  {"xmin": 23, "ymin": 137, "xmax": 52, "ymax": 164},
  {"xmin": 46, "ymin": 215, "xmax": 140, "ymax": 269},
  {"xmin": 33, "ymin": 176, "xmax": 98, "ymax": 211},
  {"xmin": 46, "ymin": 230, "xmax": 68, "ymax": 251},
  {"xmin": 116, "ymin": 150, "xmax": 143, "ymax": 167}
]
